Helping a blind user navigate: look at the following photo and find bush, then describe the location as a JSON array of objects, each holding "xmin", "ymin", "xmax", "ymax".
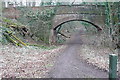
[{"xmin": 17, "ymin": 7, "xmax": 56, "ymax": 44}]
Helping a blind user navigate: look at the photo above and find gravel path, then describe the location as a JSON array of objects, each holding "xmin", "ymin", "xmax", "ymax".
[{"xmin": 47, "ymin": 31, "xmax": 108, "ymax": 78}]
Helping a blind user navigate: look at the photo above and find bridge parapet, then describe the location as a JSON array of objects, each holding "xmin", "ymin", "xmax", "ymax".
[
  {"xmin": 55, "ymin": 5, "xmax": 105, "ymax": 15},
  {"xmin": 52, "ymin": 14, "xmax": 105, "ymax": 29},
  {"xmin": 3, "ymin": 4, "xmax": 106, "ymax": 19}
]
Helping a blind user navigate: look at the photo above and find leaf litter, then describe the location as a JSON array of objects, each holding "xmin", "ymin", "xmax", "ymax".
[{"xmin": 0, "ymin": 45, "xmax": 65, "ymax": 78}]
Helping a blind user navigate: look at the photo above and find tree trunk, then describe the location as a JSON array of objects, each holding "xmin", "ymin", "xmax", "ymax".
[
  {"xmin": 117, "ymin": 2, "xmax": 120, "ymax": 77},
  {"xmin": 49, "ymin": 29, "xmax": 57, "ymax": 45}
]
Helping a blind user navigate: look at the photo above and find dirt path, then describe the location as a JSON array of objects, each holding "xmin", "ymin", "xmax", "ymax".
[{"xmin": 47, "ymin": 31, "xmax": 108, "ymax": 78}]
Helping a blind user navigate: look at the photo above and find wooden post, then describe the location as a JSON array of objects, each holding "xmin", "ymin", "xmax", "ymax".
[{"xmin": 109, "ymin": 54, "xmax": 118, "ymax": 80}]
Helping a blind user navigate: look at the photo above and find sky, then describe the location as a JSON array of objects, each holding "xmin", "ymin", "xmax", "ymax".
[
  {"xmin": 2, "ymin": 0, "xmax": 83, "ymax": 7},
  {"xmin": 2, "ymin": 0, "xmax": 120, "ymax": 7},
  {"xmin": 2, "ymin": 0, "xmax": 120, "ymax": 2}
]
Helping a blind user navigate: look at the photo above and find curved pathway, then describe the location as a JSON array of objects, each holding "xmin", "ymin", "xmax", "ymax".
[{"xmin": 47, "ymin": 31, "xmax": 108, "ymax": 78}]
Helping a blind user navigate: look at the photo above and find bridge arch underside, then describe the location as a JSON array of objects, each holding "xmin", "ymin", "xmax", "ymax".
[
  {"xmin": 53, "ymin": 19, "xmax": 102, "ymax": 31},
  {"xmin": 50, "ymin": 19, "xmax": 103, "ymax": 44},
  {"xmin": 50, "ymin": 14, "xmax": 105, "ymax": 44}
]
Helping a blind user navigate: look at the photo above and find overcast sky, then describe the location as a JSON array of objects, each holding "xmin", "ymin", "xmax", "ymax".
[
  {"xmin": 2, "ymin": 0, "xmax": 120, "ymax": 2},
  {"xmin": 2, "ymin": 0, "xmax": 120, "ymax": 7}
]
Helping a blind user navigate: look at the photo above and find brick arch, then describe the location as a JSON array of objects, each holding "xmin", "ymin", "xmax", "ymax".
[
  {"xmin": 52, "ymin": 14, "xmax": 103, "ymax": 31},
  {"xmin": 53, "ymin": 19, "xmax": 102, "ymax": 31},
  {"xmin": 50, "ymin": 14, "xmax": 104, "ymax": 44}
]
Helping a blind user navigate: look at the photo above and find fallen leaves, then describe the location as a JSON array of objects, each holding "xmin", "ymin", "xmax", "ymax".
[
  {"xmin": 0, "ymin": 45, "xmax": 65, "ymax": 78},
  {"xmin": 78, "ymin": 45, "xmax": 110, "ymax": 71}
]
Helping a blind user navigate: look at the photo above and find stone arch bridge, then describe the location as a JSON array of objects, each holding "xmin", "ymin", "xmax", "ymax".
[
  {"xmin": 50, "ymin": 13, "xmax": 106, "ymax": 44},
  {"xmin": 2, "ymin": 4, "xmax": 107, "ymax": 44}
]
